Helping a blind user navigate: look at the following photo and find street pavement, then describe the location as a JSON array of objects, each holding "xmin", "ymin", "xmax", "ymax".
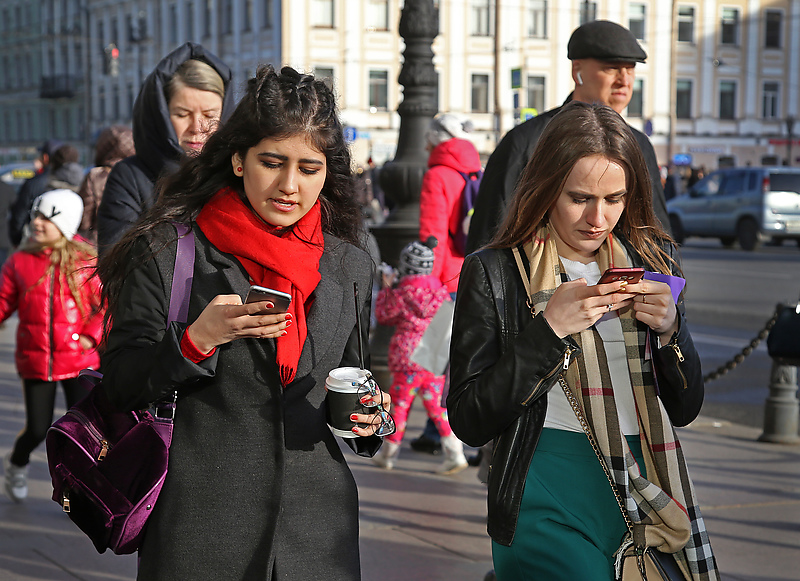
[{"xmin": 1, "ymin": 315, "xmax": 799, "ymax": 581}]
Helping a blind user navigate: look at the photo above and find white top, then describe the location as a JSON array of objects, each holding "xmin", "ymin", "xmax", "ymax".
[{"xmin": 543, "ymin": 257, "xmax": 640, "ymax": 435}]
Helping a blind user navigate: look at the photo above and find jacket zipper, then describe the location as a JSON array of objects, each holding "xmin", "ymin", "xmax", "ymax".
[
  {"xmin": 523, "ymin": 347, "xmax": 574, "ymax": 405},
  {"xmin": 671, "ymin": 343, "xmax": 688, "ymax": 390},
  {"xmin": 67, "ymin": 409, "xmax": 111, "ymax": 461},
  {"xmin": 47, "ymin": 273, "xmax": 55, "ymax": 381}
]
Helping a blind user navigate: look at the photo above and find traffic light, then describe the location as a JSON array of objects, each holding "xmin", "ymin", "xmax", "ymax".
[{"xmin": 104, "ymin": 43, "xmax": 120, "ymax": 77}]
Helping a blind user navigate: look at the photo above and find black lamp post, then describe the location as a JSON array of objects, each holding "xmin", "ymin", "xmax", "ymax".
[
  {"xmin": 369, "ymin": 0, "xmax": 439, "ymax": 387},
  {"xmin": 787, "ymin": 115, "xmax": 795, "ymax": 166}
]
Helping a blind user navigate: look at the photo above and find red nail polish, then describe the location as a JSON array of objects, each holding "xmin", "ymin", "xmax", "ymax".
[
  {"xmin": 285, "ymin": 313, "xmax": 293, "ymax": 321},
  {"xmin": 350, "ymin": 414, "xmax": 358, "ymax": 421},
  {"xmin": 285, "ymin": 320, "xmax": 292, "ymax": 327},
  {"xmin": 281, "ymin": 331, "xmax": 288, "ymax": 337}
]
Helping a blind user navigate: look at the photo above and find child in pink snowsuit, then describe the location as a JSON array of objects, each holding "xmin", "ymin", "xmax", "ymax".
[{"xmin": 373, "ymin": 238, "xmax": 467, "ymax": 474}]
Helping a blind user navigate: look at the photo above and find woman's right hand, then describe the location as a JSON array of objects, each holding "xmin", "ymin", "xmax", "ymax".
[
  {"xmin": 542, "ymin": 279, "xmax": 634, "ymax": 338},
  {"xmin": 185, "ymin": 294, "xmax": 292, "ymax": 354}
]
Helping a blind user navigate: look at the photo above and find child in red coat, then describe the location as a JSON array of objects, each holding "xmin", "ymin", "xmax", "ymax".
[
  {"xmin": 373, "ymin": 238, "xmax": 467, "ymax": 474},
  {"xmin": 2, "ymin": 189, "xmax": 103, "ymax": 502}
]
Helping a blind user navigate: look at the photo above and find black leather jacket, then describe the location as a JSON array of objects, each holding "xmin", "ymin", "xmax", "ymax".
[{"xmin": 447, "ymin": 236, "xmax": 704, "ymax": 546}]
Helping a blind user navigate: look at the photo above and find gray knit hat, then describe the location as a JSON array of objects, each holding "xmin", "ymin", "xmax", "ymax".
[{"xmin": 398, "ymin": 237, "xmax": 438, "ymax": 276}]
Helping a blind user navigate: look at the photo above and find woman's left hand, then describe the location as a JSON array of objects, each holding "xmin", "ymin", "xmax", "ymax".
[
  {"xmin": 351, "ymin": 387, "xmax": 393, "ymax": 437},
  {"xmin": 625, "ymin": 280, "xmax": 678, "ymax": 341}
]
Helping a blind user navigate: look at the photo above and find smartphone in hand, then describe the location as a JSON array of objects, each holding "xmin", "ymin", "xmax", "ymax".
[
  {"xmin": 244, "ymin": 285, "xmax": 292, "ymax": 314},
  {"xmin": 597, "ymin": 267, "xmax": 644, "ymax": 285}
]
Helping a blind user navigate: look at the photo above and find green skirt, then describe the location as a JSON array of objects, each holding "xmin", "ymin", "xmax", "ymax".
[{"xmin": 492, "ymin": 428, "xmax": 645, "ymax": 581}]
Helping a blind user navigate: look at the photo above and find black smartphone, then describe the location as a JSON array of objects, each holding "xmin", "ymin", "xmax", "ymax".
[
  {"xmin": 244, "ymin": 285, "xmax": 292, "ymax": 314},
  {"xmin": 597, "ymin": 267, "xmax": 645, "ymax": 285}
]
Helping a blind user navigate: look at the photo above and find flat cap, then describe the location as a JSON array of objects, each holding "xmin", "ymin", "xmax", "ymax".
[{"xmin": 567, "ymin": 20, "xmax": 647, "ymax": 63}]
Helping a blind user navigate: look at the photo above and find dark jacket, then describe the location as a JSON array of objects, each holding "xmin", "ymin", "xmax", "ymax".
[
  {"xmin": 97, "ymin": 43, "xmax": 234, "ymax": 254},
  {"xmin": 78, "ymin": 125, "xmax": 135, "ymax": 243},
  {"xmin": 465, "ymin": 98, "xmax": 670, "ymax": 253},
  {"xmin": 447, "ymin": 235, "xmax": 703, "ymax": 546},
  {"xmin": 8, "ymin": 171, "xmax": 50, "ymax": 246},
  {"xmin": 101, "ymin": 223, "xmax": 378, "ymax": 580}
]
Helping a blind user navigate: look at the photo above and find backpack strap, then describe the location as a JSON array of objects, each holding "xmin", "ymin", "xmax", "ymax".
[{"xmin": 168, "ymin": 222, "xmax": 195, "ymax": 324}]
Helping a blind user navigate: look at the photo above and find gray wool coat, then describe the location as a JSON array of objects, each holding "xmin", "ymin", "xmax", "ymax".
[{"xmin": 101, "ymin": 224, "xmax": 379, "ymax": 580}]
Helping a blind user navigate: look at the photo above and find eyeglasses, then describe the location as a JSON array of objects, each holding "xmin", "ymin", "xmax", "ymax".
[{"xmin": 355, "ymin": 372, "xmax": 396, "ymax": 437}]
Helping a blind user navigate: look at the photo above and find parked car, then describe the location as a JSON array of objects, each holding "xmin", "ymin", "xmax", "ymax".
[{"xmin": 667, "ymin": 166, "xmax": 800, "ymax": 250}]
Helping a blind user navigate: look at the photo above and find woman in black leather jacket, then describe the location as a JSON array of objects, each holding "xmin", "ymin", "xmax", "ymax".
[{"xmin": 448, "ymin": 103, "xmax": 719, "ymax": 581}]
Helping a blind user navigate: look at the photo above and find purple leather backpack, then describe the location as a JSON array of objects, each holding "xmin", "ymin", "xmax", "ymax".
[{"xmin": 45, "ymin": 223, "xmax": 194, "ymax": 554}]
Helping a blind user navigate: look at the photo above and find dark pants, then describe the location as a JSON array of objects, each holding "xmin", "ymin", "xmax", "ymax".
[{"xmin": 10, "ymin": 377, "xmax": 87, "ymax": 466}]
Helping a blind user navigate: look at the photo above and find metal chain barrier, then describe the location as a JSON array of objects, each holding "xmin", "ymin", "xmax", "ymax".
[{"xmin": 702, "ymin": 306, "xmax": 780, "ymax": 383}]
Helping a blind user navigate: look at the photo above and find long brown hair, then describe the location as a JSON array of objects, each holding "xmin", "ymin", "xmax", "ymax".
[
  {"xmin": 491, "ymin": 101, "xmax": 676, "ymax": 274},
  {"xmin": 21, "ymin": 236, "xmax": 98, "ymax": 318}
]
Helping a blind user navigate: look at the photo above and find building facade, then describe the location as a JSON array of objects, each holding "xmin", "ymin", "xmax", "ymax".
[{"xmin": 1, "ymin": 0, "xmax": 798, "ymax": 171}]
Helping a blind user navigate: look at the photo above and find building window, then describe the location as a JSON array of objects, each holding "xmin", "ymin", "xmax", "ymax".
[
  {"xmin": 628, "ymin": 3, "xmax": 645, "ymax": 41},
  {"xmin": 471, "ymin": 0, "xmax": 491, "ymax": 36},
  {"xmin": 719, "ymin": 81, "xmax": 736, "ymax": 119},
  {"xmin": 262, "ymin": 0, "xmax": 273, "ymax": 29},
  {"xmin": 526, "ymin": 75, "xmax": 545, "ymax": 113},
  {"xmin": 169, "ymin": 4, "xmax": 178, "ymax": 44},
  {"xmin": 765, "ymin": 10, "xmax": 782, "ymax": 48},
  {"xmin": 97, "ymin": 19, "xmax": 105, "ymax": 51},
  {"xmin": 220, "ymin": 0, "xmax": 233, "ymax": 34},
  {"xmin": 314, "ymin": 66, "xmax": 335, "ymax": 90},
  {"xmin": 526, "ymin": 0, "xmax": 546, "ymax": 38},
  {"xmin": 366, "ymin": 0, "xmax": 388, "ymax": 31},
  {"xmin": 186, "ymin": 1, "xmax": 195, "ymax": 39},
  {"xmin": 368, "ymin": 70, "xmax": 388, "ymax": 111},
  {"xmin": 580, "ymin": 1, "xmax": 597, "ymax": 25},
  {"xmin": 471, "ymin": 73, "xmax": 490, "ymax": 113},
  {"xmin": 676, "ymin": 79, "xmax": 692, "ymax": 119},
  {"xmin": 243, "ymin": 0, "xmax": 252, "ymax": 32},
  {"xmin": 763, "ymin": 82, "xmax": 780, "ymax": 119},
  {"xmin": 628, "ymin": 78, "xmax": 644, "ymax": 117},
  {"xmin": 311, "ymin": 0, "xmax": 334, "ymax": 28},
  {"xmin": 677, "ymin": 6, "xmax": 694, "ymax": 43},
  {"xmin": 204, "ymin": 0, "xmax": 212, "ymax": 37},
  {"xmin": 720, "ymin": 7, "xmax": 739, "ymax": 45}
]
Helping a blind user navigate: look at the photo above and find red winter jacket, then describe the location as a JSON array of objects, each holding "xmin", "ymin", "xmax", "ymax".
[
  {"xmin": 419, "ymin": 138, "xmax": 482, "ymax": 293},
  {"xmin": 0, "ymin": 245, "xmax": 103, "ymax": 381}
]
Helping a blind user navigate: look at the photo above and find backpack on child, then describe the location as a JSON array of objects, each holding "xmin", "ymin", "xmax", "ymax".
[{"xmin": 450, "ymin": 169, "xmax": 483, "ymax": 257}]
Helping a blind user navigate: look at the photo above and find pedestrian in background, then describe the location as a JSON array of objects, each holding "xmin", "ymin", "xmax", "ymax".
[
  {"xmin": 466, "ymin": 19, "xmax": 670, "ymax": 254},
  {"xmin": 373, "ymin": 238, "xmax": 467, "ymax": 474},
  {"xmin": 97, "ymin": 65, "xmax": 390, "ymax": 580},
  {"xmin": 2, "ymin": 190, "xmax": 103, "ymax": 503},
  {"xmin": 448, "ymin": 102, "xmax": 718, "ymax": 580},
  {"xmin": 8, "ymin": 139, "xmax": 62, "ymax": 247},
  {"xmin": 97, "ymin": 42, "xmax": 234, "ymax": 254},
  {"xmin": 77, "ymin": 125, "xmax": 135, "ymax": 244},
  {"xmin": 410, "ymin": 113, "xmax": 482, "ymax": 455}
]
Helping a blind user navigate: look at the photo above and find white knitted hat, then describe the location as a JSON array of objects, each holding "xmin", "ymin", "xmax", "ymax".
[
  {"xmin": 425, "ymin": 114, "xmax": 475, "ymax": 149},
  {"xmin": 30, "ymin": 189, "xmax": 84, "ymax": 240}
]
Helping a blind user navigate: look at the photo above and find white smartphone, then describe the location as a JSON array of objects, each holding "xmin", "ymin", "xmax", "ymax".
[{"xmin": 244, "ymin": 285, "xmax": 292, "ymax": 314}]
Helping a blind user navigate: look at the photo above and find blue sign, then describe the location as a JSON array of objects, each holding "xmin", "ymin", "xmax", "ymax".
[
  {"xmin": 343, "ymin": 126, "xmax": 357, "ymax": 143},
  {"xmin": 673, "ymin": 153, "xmax": 692, "ymax": 166}
]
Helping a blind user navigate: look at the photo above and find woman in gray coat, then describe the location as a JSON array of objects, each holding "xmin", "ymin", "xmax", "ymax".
[{"xmin": 98, "ymin": 65, "xmax": 389, "ymax": 580}]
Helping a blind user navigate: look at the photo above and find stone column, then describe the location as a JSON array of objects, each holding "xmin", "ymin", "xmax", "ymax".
[{"xmin": 759, "ymin": 361, "xmax": 800, "ymax": 444}]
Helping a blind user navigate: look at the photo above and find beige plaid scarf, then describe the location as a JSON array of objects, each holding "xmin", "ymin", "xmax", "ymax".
[{"xmin": 521, "ymin": 224, "xmax": 719, "ymax": 581}]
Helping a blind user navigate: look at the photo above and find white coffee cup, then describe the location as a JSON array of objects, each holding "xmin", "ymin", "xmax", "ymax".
[{"xmin": 325, "ymin": 367, "xmax": 373, "ymax": 438}]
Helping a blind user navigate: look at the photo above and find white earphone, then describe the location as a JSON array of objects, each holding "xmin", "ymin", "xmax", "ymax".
[{"xmin": 576, "ymin": 71, "xmax": 584, "ymax": 86}]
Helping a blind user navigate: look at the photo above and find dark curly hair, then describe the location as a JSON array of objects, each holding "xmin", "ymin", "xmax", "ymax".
[{"xmin": 98, "ymin": 64, "xmax": 361, "ymax": 326}]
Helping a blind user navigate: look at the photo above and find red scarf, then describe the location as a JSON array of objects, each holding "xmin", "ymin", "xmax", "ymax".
[{"xmin": 196, "ymin": 187, "xmax": 324, "ymax": 385}]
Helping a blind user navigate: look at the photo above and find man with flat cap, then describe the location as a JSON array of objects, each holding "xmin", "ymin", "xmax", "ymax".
[{"xmin": 465, "ymin": 20, "xmax": 670, "ymax": 253}]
